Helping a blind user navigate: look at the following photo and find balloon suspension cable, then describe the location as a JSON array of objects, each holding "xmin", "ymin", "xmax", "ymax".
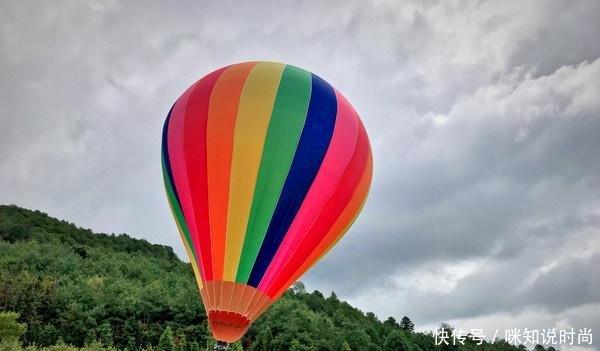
[{"xmin": 215, "ymin": 341, "xmax": 229, "ymax": 350}]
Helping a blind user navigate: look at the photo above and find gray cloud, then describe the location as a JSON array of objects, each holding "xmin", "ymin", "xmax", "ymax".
[
  {"xmin": 312, "ymin": 58, "xmax": 600, "ymax": 293},
  {"xmin": 1, "ymin": 0, "xmax": 599, "ymax": 348}
]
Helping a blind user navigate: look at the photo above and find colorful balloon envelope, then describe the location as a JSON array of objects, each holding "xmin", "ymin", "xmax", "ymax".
[{"xmin": 161, "ymin": 62, "xmax": 372, "ymax": 343}]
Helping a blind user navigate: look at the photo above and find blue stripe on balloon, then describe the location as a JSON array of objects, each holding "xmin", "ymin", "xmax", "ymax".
[
  {"xmin": 161, "ymin": 104, "xmax": 181, "ymax": 207},
  {"xmin": 247, "ymin": 74, "xmax": 337, "ymax": 287}
]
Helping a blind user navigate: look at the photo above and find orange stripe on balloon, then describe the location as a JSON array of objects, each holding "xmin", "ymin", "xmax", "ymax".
[
  {"xmin": 182, "ymin": 67, "xmax": 227, "ymax": 282},
  {"xmin": 206, "ymin": 62, "xmax": 257, "ymax": 281}
]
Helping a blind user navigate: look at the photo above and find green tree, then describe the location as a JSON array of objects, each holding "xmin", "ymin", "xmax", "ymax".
[
  {"xmin": 174, "ymin": 333, "xmax": 186, "ymax": 351},
  {"xmin": 340, "ymin": 340, "xmax": 351, "ymax": 351},
  {"xmin": 291, "ymin": 282, "xmax": 306, "ymax": 295},
  {"xmin": 399, "ymin": 317, "xmax": 414, "ymax": 333},
  {"xmin": 383, "ymin": 317, "xmax": 400, "ymax": 330},
  {"xmin": 96, "ymin": 323, "xmax": 113, "ymax": 346},
  {"xmin": 0, "ymin": 312, "xmax": 26, "ymax": 342},
  {"xmin": 412, "ymin": 333, "xmax": 435, "ymax": 351},
  {"xmin": 158, "ymin": 327, "xmax": 175, "ymax": 351},
  {"xmin": 251, "ymin": 326, "xmax": 272, "ymax": 351},
  {"xmin": 204, "ymin": 339, "xmax": 216, "ymax": 351},
  {"xmin": 383, "ymin": 330, "xmax": 409, "ymax": 351}
]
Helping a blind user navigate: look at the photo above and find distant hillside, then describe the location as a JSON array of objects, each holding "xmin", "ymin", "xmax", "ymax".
[
  {"xmin": 0, "ymin": 205, "xmax": 177, "ymax": 261},
  {"xmin": 0, "ymin": 205, "xmax": 535, "ymax": 351}
]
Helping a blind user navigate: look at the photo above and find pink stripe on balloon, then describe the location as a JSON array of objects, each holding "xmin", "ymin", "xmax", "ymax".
[
  {"xmin": 167, "ymin": 68, "xmax": 227, "ymax": 280},
  {"xmin": 257, "ymin": 91, "xmax": 359, "ymax": 292},
  {"xmin": 265, "ymin": 122, "xmax": 369, "ymax": 297},
  {"xmin": 167, "ymin": 81, "xmax": 205, "ymax": 279}
]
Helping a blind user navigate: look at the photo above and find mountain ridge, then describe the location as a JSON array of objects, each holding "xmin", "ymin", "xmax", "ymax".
[{"xmin": 0, "ymin": 204, "xmax": 536, "ymax": 351}]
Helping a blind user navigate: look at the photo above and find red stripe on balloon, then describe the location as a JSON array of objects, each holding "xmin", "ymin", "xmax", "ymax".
[
  {"xmin": 265, "ymin": 117, "xmax": 370, "ymax": 298},
  {"xmin": 271, "ymin": 148, "xmax": 372, "ymax": 300},
  {"xmin": 257, "ymin": 91, "xmax": 361, "ymax": 293},
  {"xmin": 181, "ymin": 67, "xmax": 227, "ymax": 281}
]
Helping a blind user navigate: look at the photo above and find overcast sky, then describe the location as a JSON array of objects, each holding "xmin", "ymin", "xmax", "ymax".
[{"xmin": 1, "ymin": 1, "xmax": 599, "ymax": 349}]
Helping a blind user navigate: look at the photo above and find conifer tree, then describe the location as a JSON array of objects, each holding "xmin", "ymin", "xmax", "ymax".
[{"xmin": 158, "ymin": 327, "xmax": 175, "ymax": 351}]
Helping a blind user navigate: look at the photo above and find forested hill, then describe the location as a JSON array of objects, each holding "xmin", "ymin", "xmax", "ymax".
[{"xmin": 0, "ymin": 205, "xmax": 533, "ymax": 351}]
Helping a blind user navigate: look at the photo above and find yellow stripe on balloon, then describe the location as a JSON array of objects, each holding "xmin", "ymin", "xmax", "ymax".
[{"xmin": 223, "ymin": 62, "xmax": 285, "ymax": 281}]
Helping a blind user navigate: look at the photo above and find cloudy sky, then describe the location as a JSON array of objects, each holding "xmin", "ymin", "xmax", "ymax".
[{"xmin": 1, "ymin": 0, "xmax": 599, "ymax": 349}]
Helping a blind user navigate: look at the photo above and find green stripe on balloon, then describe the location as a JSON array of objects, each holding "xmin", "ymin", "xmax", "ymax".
[{"xmin": 235, "ymin": 65, "xmax": 312, "ymax": 283}]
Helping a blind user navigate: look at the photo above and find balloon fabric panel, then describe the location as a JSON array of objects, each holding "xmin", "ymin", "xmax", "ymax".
[
  {"xmin": 206, "ymin": 62, "xmax": 257, "ymax": 281},
  {"xmin": 162, "ymin": 106, "xmax": 193, "ymax": 253},
  {"xmin": 167, "ymin": 78, "xmax": 207, "ymax": 280},
  {"xmin": 223, "ymin": 62, "xmax": 285, "ymax": 282},
  {"xmin": 180, "ymin": 69, "xmax": 227, "ymax": 281},
  {"xmin": 257, "ymin": 91, "xmax": 361, "ymax": 295},
  {"xmin": 247, "ymin": 74, "xmax": 337, "ymax": 288},
  {"xmin": 262, "ymin": 119, "xmax": 371, "ymax": 297},
  {"xmin": 272, "ymin": 152, "xmax": 373, "ymax": 299},
  {"xmin": 162, "ymin": 107, "xmax": 203, "ymax": 291},
  {"xmin": 235, "ymin": 66, "xmax": 312, "ymax": 283}
]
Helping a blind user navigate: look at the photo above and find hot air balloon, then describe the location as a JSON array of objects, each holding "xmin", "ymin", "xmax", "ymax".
[{"xmin": 161, "ymin": 61, "xmax": 372, "ymax": 345}]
